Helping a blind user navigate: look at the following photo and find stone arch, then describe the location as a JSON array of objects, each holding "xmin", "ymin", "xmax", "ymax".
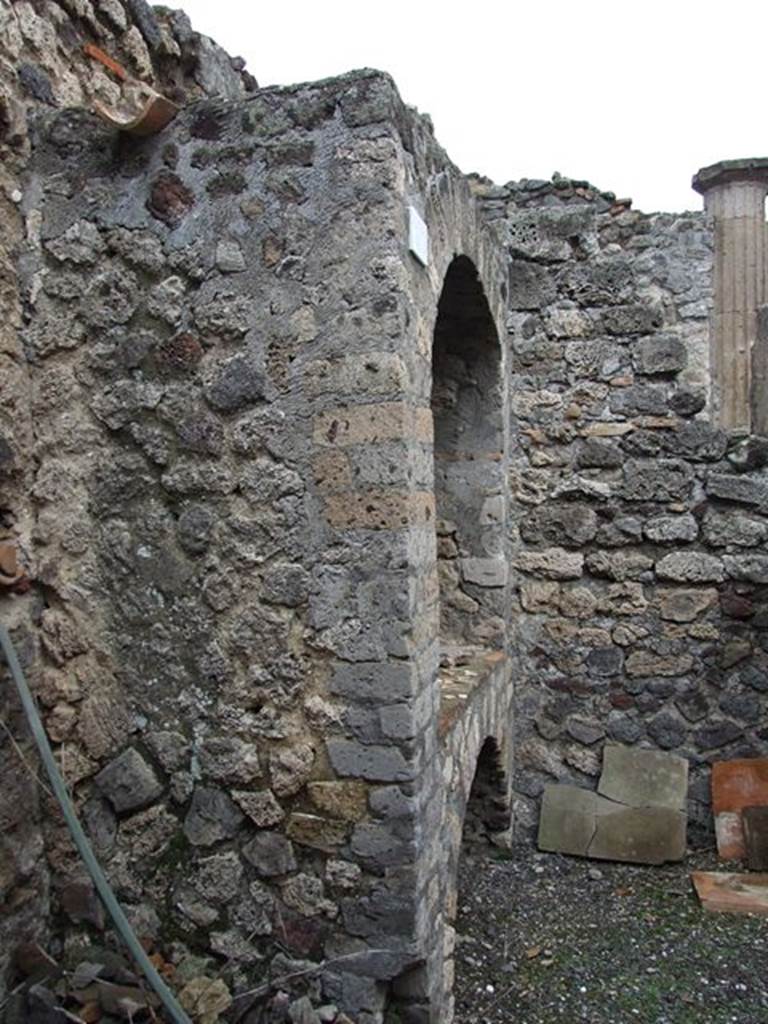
[
  {"xmin": 434, "ymin": 730, "xmax": 513, "ymax": 1022},
  {"xmin": 461, "ymin": 735, "xmax": 511, "ymax": 846},
  {"xmin": 393, "ymin": 163, "xmax": 514, "ymax": 1024},
  {"xmin": 444, "ymin": 732, "xmax": 513, "ymax": 927}
]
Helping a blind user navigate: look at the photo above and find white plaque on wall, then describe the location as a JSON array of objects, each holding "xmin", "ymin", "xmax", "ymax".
[{"xmin": 408, "ymin": 204, "xmax": 429, "ymax": 266}]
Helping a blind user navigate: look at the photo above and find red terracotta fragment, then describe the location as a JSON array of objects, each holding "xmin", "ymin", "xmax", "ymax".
[
  {"xmin": 692, "ymin": 871, "xmax": 768, "ymax": 916},
  {"xmin": 711, "ymin": 758, "xmax": 768, "ymax": 860}
]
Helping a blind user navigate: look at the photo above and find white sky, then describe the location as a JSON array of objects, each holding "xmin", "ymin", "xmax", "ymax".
[{"xmin": 179, "ymin": 0, "xmax": 768, "ymax": 214}]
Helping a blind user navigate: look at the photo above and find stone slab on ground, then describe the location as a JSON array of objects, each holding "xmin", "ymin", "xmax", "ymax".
[
  {"xmin": 537, "ymin": 785, "xmax": 617, "ymax": 856},
  {"xmin": 743, "ymin": 806, "xmax": 768, "ymax": 870},
  {"xmin": 692, "ymin": 871, "xmax": 768, "ymax": 916},
  {"xmin": 598, "ymin": 744, "xmax": 688, "ymax": 810},
  {"xmin": 589, "ymin": 806, "xmax": 686, "ymax": 865},
  {"xmin": 538, "ymin": 784, "xmax": 686, "ymax": 864},
  {"xmin": 538, "ymin": 744, "xmax": 689, "ymax": 864},
  {"xmin": 712, "ymin": 758, "xmax": 768, "ymax": 860}
]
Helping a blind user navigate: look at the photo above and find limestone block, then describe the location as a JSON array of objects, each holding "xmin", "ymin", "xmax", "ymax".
[
  {"xmin": 598, "ymin": 745, "xmax": 688, "ymax": 810},
  {"xmin": 460, "ymin": 557, "xmax": 507, "ymax": 588},
  {"xmin": 537, "ymin": 785, "xmax": 613, "ymax": 856},
  {"xmin": 313, "ymin": 403, "xmax": 432, "ymax": 447},
  {"xmin": 659, "ymin": 588, "xmax": 717, "ymax": 623},
  {"xmin": 324, "ymin": 490, "xmax": 435, "ymax": 530},
  {"xmin": 286, "ymin": 814, "xmax": 349, "ymax": 851},
  {"xmin": 625, "ymin": 650, "xmax": 693, "ymax": 677},
  {"xmin": 513, "ymin": 547, "xmax": 583, "ymax": 580},
  {"xmin": 588, "ymin": 806, "xmax": 686, "ymax": 864},
  {"xmin": 307, "ymin": 781, "xmax": 368, "ymax": 822},
  {"xmin": 655, "ymin": 551, "xmax": 725, "ymax": 583},
  {"xmin": 539, "ymin": 748, "xmax": 688, "ymax": 865}
]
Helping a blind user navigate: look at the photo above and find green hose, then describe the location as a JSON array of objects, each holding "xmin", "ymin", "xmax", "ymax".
[{"xmin": 0, "ymin": 622, "xmax": 192, "ymax": 1024}]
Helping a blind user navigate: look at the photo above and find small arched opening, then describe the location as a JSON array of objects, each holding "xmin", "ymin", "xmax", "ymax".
[
  {"xmin": 462, "ymin": 736, "xmax": 511, "ymax": 847},
  {"xmin": 444, "ymin": 737, "xmax": 512, "ymax": 1021},
  {"xmin": 431, "ymin": 256, "xmax": 506, "ymax": 655}
]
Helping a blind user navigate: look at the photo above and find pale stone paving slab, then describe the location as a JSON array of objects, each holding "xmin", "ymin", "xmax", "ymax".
[{"xmin": 597, "ymin": 744, "xmax": 689, "ymax": 810}]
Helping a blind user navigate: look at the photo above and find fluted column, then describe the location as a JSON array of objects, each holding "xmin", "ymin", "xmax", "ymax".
[{"xmin": 693, "ymin": 159, "xmax": 768, "ymax": 431}]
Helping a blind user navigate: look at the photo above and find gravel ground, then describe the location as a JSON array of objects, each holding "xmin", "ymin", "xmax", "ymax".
[{"xmin": 453, "ymin": 845, "xmax": 768, "ymax": 1024}]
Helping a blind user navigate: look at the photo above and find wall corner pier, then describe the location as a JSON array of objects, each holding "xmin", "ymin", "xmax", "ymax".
[{"xmin": 2, "ymin": 67, "xmax": 514, "ymax": 1023}]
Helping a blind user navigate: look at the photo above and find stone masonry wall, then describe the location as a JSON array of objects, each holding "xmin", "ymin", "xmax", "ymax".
[
  {"xmin": 475, "ymin": 174, "xmax": 768, "ymax": 841},
  {"xmin": 8, "ymin": 63, "xmax": 512, "ymax": 1023},
  {"xmin": 0, "ymin": 0, "xmax": 252, "ymax": 999},
  {"xmin": 4, "ymin": 6, "xmax": 768, "ymax": 1018}
]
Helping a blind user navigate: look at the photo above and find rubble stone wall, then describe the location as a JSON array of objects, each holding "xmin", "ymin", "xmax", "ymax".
[
  {"xmin": 6, "ymin": 60, "xmax": 514, "ymax": 1022},
  {"xmin": 0, "ymin": 0, "xmax": 251, "ymax": 999},
  {"xmin": 476, "ymin": 175, "xmax": 768, "ymax": 840},
  {"xmin": 4, "ymin": 5, "xmax": 768, "ymax": 1019}
]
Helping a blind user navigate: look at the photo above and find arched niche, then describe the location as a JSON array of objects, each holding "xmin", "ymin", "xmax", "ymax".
[{"xmin": 431, "ymin": 255, "xmax": 506, "ymax": 652}]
